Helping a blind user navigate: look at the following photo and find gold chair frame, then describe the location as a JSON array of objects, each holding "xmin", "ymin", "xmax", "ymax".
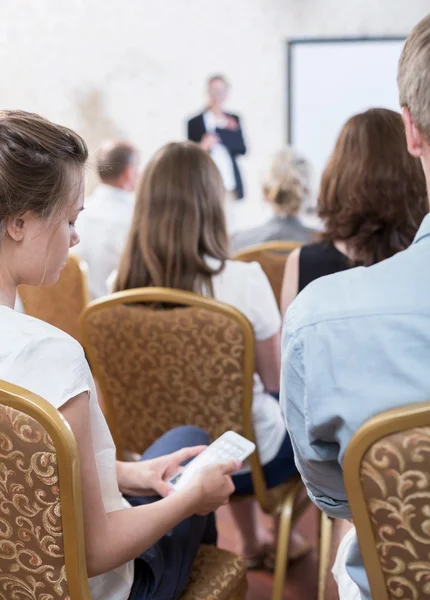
[
  {"xmin": 233, "ymin": 240, "xmax": 303, "ymax": 260},
  {"xmin": 344, "ymin": 402, "xmax": 430, "ymax": 600},
  {"xmin": 233, "ymin": 241, "xmax": 303, "ymax": 310},
  {"xmin": 0, "ymin": 379, "xmax": 91, "ymax": 600},
  {"xmin": 81, "ymin": 288, "xmax": 308, "ymax": 600},
  {"xmin": 69, "ymin": 254, "xmax": 91, "ymax": 306},
  {"xmin": 19, "ymin": 254, "xmax": 90, "ymax": 342},
  {"xmin": 317, "ymin": 513, "xmax": 334, "ymax": 600}
]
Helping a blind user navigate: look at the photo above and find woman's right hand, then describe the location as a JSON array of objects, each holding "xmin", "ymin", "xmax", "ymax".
[
  {"xmin": 186, "ymin": 461, "xmax": 239, "ymax": 515},
  {"xmin": 200, "ymin": 133, "xmax": 219, "ymax": 151}
]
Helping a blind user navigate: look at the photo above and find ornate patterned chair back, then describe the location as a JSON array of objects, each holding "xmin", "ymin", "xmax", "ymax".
[
  {"xmin": 0, "ymin": 380, "xmax": 90, "ymax": 600},
  {"xmin": 344, "ymin": 402, "xmax": 430, "ymax": 600},
  {"xmin": 80, "ymin": 288, "xmax": 257, "ymax": 458},
  {"xmin": 233, "ymin": 241, "xmax": 302, "ymax": 309},
  {"xmin": 19, "ymin": 255, "xmax": 89, "ymax": 343}
]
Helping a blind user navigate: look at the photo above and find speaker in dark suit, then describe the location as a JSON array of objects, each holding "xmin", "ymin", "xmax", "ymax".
[{"xmin": 187, "ymin": 75, "xmax": 247, "ymax": 200}]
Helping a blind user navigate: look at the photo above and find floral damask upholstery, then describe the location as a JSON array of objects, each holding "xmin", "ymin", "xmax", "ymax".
[
  {"xmin": 83, "ymin": 304, "xmax": 247, "ymax": 454},
  {"xmin": 360, "ymin": 426, "xmax": 430, "ymax": 599},
  {"xmin": 19, "ymin": 256, "xmax": 88, "ymax": 344},
  {"xmin": 181, "ymin": 545, "xmax": 247, "ymax": 600},
  {"xmin": 0, "ymin": 403, "xmax": 70, "ymax": 599}
]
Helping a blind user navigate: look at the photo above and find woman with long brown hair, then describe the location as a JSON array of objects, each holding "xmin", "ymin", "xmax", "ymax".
[
  {"xmin": 114, "ymin": 141, "xmax": 308, "ymax": 568},
  {"xmin": 281, "ymin": 108, "xmax": 428, "ymax": 315}
]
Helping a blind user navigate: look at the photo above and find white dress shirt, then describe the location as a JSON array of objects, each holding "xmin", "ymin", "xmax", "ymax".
[
  {"xmin": 74, "ymin": 184, "xmax": 135, "ymax": 299},
  {"xmin": 203, "ymin": 110, "xmax": 236, "ymax": 191}
]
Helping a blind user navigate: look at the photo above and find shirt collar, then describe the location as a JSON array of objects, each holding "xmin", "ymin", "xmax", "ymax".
[
  {"xmin": 271, "ymin": 214, "xmax": 300, "ymax": 223},
  {"xmin": 413, "ymin": 213, "xmax": 430, "ymax": 244},
  {"xmin": 91, "ymin": 184, "xmax": 135, "ymax": 209}
]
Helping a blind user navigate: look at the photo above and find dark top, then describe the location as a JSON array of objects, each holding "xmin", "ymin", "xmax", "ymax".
[
  {"xmin": 298, "ymin": 242, "xmax": 349, "ymax": 293},
  {"xmin": 187, "ymin": 112, "xmax": 246, "ymax": 199}
]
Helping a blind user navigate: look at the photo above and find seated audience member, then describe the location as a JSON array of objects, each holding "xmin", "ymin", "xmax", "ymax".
[
  {"xmin": 74, "ymin": 140, "xmax": 140, "ymax": 299},
  {"xmin": 113, "ymin": 141, "xmax": 308, "ymax": 567},
  {"xmin": 281, "ymin": 15, "xmax": 430, "ymax": 600},
  {"xmin": 281, "ymin": 108, "xmax": 428, "ymax": 315},
  {"xmin": 231, "ymin": 147, "xmax": 314, "ymax": 252},
  {"xmin": 0, "ymin": 111, "xmax": 238, "ymax": 600}
]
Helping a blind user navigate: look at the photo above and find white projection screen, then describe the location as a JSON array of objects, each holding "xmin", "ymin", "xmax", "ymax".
[{"xmin": 287, "ymin": 37, "xmax": 405, "ymax": 205}]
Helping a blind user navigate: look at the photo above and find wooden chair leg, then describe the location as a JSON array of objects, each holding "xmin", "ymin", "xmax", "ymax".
[
  {"xmin": 318, "ymin": 513, "xmax": 334, "ymax": 600},
  {"xmin": 271, "ymin": 485, "xmax": 301, "ymax": 600}
]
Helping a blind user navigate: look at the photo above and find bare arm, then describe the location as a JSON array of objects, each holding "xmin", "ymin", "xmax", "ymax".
[
  {"xmin": 61, "ymin": 393, "xmax": 236, "ymax": 577},
  {"xmin": 255, "ymin": 332, "xmax": 281, "ymax": 393},
  {"xmin": 115, "ymin": 445, "xmax": 208, "ymax": 498},
  {"xmin": 281, "ymin": 248, "xmax": 301, "ymax": 317}
]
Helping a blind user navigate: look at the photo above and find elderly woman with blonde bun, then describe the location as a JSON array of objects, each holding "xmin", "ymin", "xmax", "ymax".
[{"xmin": 231, "ymin": 147, "xmax": 314, "ymax": 252}]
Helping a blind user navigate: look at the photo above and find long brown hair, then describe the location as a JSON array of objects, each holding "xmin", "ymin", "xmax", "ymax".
[
  {"xmin": 115, "ymin": 142, "xmax": 229, "ymax": 295},
  {"xmin": 0, "ymin": 110, "xmax": 88, "ymax": 242},
  {"xmin": 318, "ymin": 108, "xmax": 428, "ymax": 266}
]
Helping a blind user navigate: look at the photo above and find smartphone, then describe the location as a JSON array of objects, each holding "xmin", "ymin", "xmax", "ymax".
[{"xmin": 168, "ymin": 431, "xmax": 255, "ymax": 491}]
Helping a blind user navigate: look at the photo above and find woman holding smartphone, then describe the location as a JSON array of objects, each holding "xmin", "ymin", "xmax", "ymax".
[{"xmin": 0, "ymin": 110, "xmax": 239, "ymax": 600}]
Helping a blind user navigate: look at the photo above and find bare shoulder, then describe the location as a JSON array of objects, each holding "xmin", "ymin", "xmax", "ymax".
[
  {"xmin": 281, "ymin": 248, "xmax": 302, "ymax": 315},
  {"xmin": 284, "ymin": 247, "xmax": 302, "ymax": 287},
  {"xmin": 287, "ymin": 247, "xmax": 301, "ymax": 267}
]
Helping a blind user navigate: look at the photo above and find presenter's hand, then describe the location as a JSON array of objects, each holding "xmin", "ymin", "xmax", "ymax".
[
  {"xmin": 201, "ymin": 133, "xmax": 219, "ymax": 151},
  {"xmin": 225, "ymin": 116, "xmax": 239, "ymax": 131}
]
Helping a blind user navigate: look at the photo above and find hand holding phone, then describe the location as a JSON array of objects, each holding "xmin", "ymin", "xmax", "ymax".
[
  {"xmin": 186, "ymin": 461, "xmax": 238, "ymax": 515},
  {"xmin": 168, "ymin": 431, "xmax": 255, "ymax": 491}
]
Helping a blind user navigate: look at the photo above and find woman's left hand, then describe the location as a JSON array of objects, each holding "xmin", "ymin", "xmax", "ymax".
[{"xmin": 117, "ymin": 445, "xmax": 207, "ymax": 498}]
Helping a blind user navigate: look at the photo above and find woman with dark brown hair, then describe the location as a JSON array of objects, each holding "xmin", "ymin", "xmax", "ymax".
[
  {"xmin": 114, "ymin": 141, "xmax": 309, "ymax": 568},
  {"xmin": 281, "ymin": 108, "xmax": 428, "ymax": 315}
]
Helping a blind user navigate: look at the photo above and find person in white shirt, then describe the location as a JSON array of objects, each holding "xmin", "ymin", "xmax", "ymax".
[
  {"xmin": 112, "ymin": 140, "xmax": 309, "ymax": 568},
  {"xmin": 74, "ymin": 140, "xmax": 140, "ymax": 298},
  {"xmin": 0, "ymin": 110, "xmax": 239, "ymax": 600}
]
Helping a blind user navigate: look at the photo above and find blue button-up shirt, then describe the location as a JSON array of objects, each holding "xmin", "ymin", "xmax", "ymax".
[{"xmin": 281, "ymin": 214, "xmax": 430, "ymax": 599}]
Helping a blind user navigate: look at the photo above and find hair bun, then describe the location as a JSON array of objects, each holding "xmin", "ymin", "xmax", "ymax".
[{"xmin": 263, "ymin": 147, "xmax": 310, "ymax": 215}]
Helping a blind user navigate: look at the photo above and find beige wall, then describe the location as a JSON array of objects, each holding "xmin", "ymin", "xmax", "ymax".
[{"xmin": 1, "ymin": 0, "xmax": 429, "ymax": 223}]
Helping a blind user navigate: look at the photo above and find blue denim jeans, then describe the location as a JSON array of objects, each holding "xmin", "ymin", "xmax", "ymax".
[{"xmin": 127, "ymin": 426, "xmax": 217, "ymax": 600}]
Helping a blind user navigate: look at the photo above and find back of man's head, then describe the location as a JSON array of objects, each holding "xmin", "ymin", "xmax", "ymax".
[
  {"xmin": 398, "ymin": 14, "xmax": 430, "ymax": 140},
  {"xmin": 97, "ymin": 140, "xmax": 139, "ymax": 191}
]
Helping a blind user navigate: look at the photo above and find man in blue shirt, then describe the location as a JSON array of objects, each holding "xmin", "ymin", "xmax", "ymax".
[{"xmin": 281, "ymin": 14, "xmax": 430, "ymax": 600}]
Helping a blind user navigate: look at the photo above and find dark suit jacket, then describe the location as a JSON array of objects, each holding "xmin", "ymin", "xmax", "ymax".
[{"xmin": 187, "ymin": 112, "xmax": 246, "ymax": 199}]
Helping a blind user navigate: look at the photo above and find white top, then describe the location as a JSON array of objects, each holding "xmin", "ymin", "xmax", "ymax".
[
  {"xmin": 203, "ymin": 110, "xmax": 236, "ymax": 192},
  {"xmin": 0, "ymin": 307, "xmax": 134, "ymax": 600},
  {"xmin": 332, "ymin": 528, "xmax": 360, "ymax": 600},
  {"xmin": 74, "ymin": 184, "xmax": 135, "ymax": 299},
  {"xmin": 208, "ymin": 258, "xmax": 284, "ymax": 465}
]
